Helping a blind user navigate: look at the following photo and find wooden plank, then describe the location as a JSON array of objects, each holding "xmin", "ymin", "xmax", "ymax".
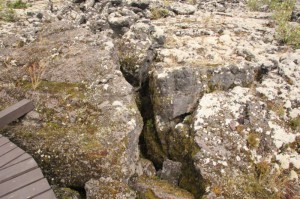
[
  {"xmin": 0, "ymin": 178, "xmax": 52, "ymax": 199},
  {"xmin": 0, "ymin": 153, "xmax": 31, "ymax": 170},
  {"xmin": 0, "ymin": 142, "xmax": 17, "ymax": 157},
  {"xmin": 0, "ymin": 158, "xmax": 37, "ymax": 184},
  {"xmin": 32, "ymin": 189, "xmax": 57, "ymax": 199},
  {"xmin": 0, "ymin": 137, "xmax": 9, "ymax": 147},
  {"xmin": 0, "ymin": 148, "xmax": 25, "ymax": 168},
  {"xmin": 0, "ymin": 99, "xmax": 34, "ymax": 128},
  {"xmin": 0, "ymin": 168, "xmax": 44, "ymax": 197}
]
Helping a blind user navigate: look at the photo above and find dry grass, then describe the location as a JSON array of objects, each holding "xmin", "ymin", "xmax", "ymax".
[
  {"xmin": 25, "ymin": 61, "xmax": 45, "ymax": 90},
  {"xmin": 220, "ymin": 165, "xmax": 300, "ymax": 199}
]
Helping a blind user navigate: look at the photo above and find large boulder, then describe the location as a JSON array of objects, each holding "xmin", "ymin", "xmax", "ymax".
[
  {"xmin": 144, "ymin": 8, "xmax": 300, "ymax": 198},
  {"xmin": 0, "ymin": 21, "xmax": 143, "ymax": 188},
  {"xmin": 169, "ymin": 2, "xmax": 196, "ymax": 15}
]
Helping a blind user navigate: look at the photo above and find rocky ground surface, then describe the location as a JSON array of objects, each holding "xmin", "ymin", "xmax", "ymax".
[{"xmin": 0, "ymin": 0, "xmax": 299, "ymax": 198}]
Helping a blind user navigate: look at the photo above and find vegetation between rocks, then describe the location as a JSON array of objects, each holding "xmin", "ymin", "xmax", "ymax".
[
  {"xmin": 220, "ymin": 163, "xmax": 299, "ymax": 199},
  {"xmin": 247, "ymin": 0, "xmax": 300, "ymax": 48},
  {"xmin": 0, "ymin": 4, "xmax": 16, "ymax": 22},
  {"xmin": 7, "ymin": 0, "xmax": 27, "ymax": 9},
  {"xmin": 0, "ymin": 0, "xmax": 27, "ymax": 21},
  {"xmin": 150, "ymin": 8, "xmax": 169, "ymax": 20}
]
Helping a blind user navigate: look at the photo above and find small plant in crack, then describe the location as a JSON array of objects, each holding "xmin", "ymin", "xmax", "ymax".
[{"xmin": 25, "ymin": 61, "xmax": 45, "ymax": 90}]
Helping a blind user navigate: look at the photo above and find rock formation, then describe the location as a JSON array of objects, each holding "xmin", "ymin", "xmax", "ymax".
[{"xmin": 0, "ymin": 0, "xmax": 299, "ymax": 198}]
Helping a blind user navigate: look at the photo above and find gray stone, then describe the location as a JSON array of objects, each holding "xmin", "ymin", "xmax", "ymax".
[
  {"xmin": 73, "ymin": 0, "xmax": 84, "ymax": 3},
  {"xmin": 169, "ymin": 2, "xmax": 196, "ymax": 15},
  {"xmin": 77, "ymin": 15, "xmax": 86, "ymax": 24},
  {"xmin": 85, "ymin": 0, "xmax": 96, "ymax": 8},
  {"xmin": 0, "ymin": 21, "xmax": 143, "ymax": 188},
  {"xmin": 131, "ymin": 176, "xmax": 194, "ymax": 199},
  {"xmin": 111, "ymin": 0, "xmax": 123, "ymax": 6},
  {"xmin": 130, "ymin": 0, "xmax": 150, "ymax": 10},
  {"xmin": 209, "ymin": 71, "xmax": 235, "ymax": 90},
  {"xmin": 85, "ymin": 178, "xmax": 136, "ymax": 199},
  {"xmin": 160, "ymin": 159, "xmax": 182, "ymax": 185},
  {"xmin": 108, "ymin": 9, "xmax": 139, "ymax": 33},
  {"xmin": 236, "ymin": 48, "xmax": 256, "ymax": 61},
  {"xmin": 137, "ymin": 158, "xmax": 157, "ymax": 177}
]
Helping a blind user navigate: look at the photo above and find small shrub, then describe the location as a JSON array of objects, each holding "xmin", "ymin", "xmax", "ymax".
[
  {"xmin": 26, "ymin": 61, "xmax": 45, "ymax": 90},
  {"xmin": 255, "ymin": 161, "xmax": 270, "ymax": 177},
  {"xmin": 7, "ymin": 0, "xmax": 27, "ymax": 9},
  {"xmin": 222, "ymin": 167, "xmax": 299, "ymax": 199},
  {"xmin": 0, "ymin": 7, "xmax": 17, "ymax": 22},
  {"xmin": 247, "ymin": 0, "xmax": 261, "ymax": 11},
  {"xmin": 247, "ymin": 132, "xmax": 259, "ymax": 149},
  {"xmin": 247, "ymin": 0, "xmax": 300, "ymax": 48},
  {"xmin": 117, "ymin": 41, "xmax": 139, "ymax": 72},
  {"xmin": 0, "ymin": 0, "xmax": 18, "ymax": 22},
  {"xmin": 150, "ymin": 7, "xmax": 169, "ymax": 20}
]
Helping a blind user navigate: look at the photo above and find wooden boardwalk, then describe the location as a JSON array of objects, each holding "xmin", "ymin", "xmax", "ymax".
[{"xmin": 0, "ymin": 100, "xmax": 56, "ymax": 199}]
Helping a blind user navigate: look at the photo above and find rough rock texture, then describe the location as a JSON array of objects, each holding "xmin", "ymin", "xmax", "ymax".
[
  {"xmin": 0, "ymin": 0, "xmax": 300, "ymax": 198},
  {"xmin": 169, "ymin": 2, "xmax": 196, "ymax": 15},
  {"xmin": 85, "ymin": 178, "xmax": 136, "ymax": 199},
  {"xmin": 131, "ymin": 176, "xmax": 194, "ymax": 199},
  {"xmin": 159, "ymin": 159, "xmax": 182, "ymax": 185},
  {"xmin": 0, "ymin": 12, "xmax": 143, "ymax": 190}
]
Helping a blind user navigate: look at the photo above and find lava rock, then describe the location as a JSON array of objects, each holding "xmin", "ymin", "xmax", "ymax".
[
  {"xmin": 169, "ymin": 2, "xmax": 196, "ymax": 15},
  {"xmin": 160, "ymin": 159, "xmax": 182, "ymax": 185},
  {"xmin": 85, "ymin": 178, "xmax": 136, "ymax": 199}
]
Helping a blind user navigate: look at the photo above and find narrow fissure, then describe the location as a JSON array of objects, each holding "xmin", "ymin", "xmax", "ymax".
[
  {"xmin": 136, "ymin": 79, "xmax": 166, "ymax": 170},
  {"xmin": 118, "ymin": 44, "xmax": 206, "ymax": 198}
]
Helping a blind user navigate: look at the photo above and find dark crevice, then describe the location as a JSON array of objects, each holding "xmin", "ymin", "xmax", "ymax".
[
  {"xmin": 137, "ymin": 79, "xmax": 166, "ymax": 170},
  {"xmin": 117, "ymin": 42, "xmax": 206, "ymax": 198},
  {"xmin": 70, "ymin": 186, "xmax": 86, "ymax": 198}
]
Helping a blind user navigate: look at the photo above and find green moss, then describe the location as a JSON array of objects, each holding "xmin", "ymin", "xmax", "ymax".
[
  {"xmin": 17, "ymin": 80, "xmax": 86, "ymax": 99},
  {"xmin": 137, "ymin": 176, "xmax": 194, "ymax": 199},
  {"xmin": 179, "ymin": 161, "xmax": 206, "ymax": 199},
  {"xmin": 141, "ymin": 189, "xmax": 159, "ymax": 199},
  {"xmin": 168, "ymin": 125, "xmax": 197, "ymax": 160},
  {"xmin": 143, "ymin": 119, "xmax": 166, "ymax": 168},
  {"xmin": 53, "ymin": 187, "xmax": 82, "ymax": 199}
]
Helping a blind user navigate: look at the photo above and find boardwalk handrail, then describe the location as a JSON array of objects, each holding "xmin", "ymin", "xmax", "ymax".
[{"xmin": 0, "ymin": 99, "xmax": 34, "ymax": 129}]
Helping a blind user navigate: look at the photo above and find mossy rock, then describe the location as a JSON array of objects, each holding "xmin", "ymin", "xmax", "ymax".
[{"xmin": 132, "ymin": 176, "xmax": 194, "ymax": 199}]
